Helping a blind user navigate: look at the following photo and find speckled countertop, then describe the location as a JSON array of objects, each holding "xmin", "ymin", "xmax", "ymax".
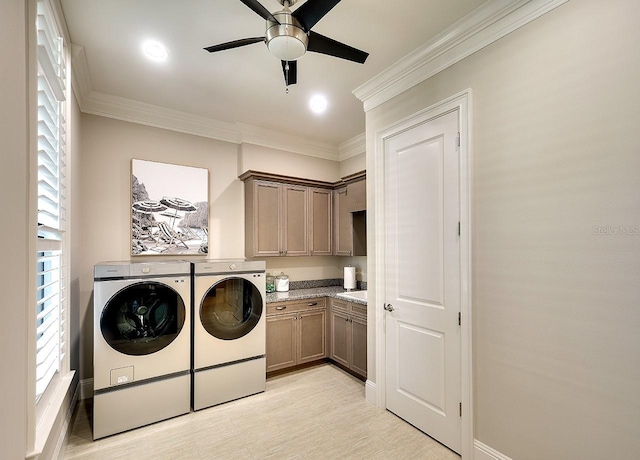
[{"xmin": 266, "ymin": 286, "xmax": 367, "ymax": 306}]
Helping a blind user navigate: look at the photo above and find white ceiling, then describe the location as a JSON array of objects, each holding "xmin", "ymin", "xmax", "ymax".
[{"xmin": 60, "ymin": 0, "xmax": 487, "ymax": 147}]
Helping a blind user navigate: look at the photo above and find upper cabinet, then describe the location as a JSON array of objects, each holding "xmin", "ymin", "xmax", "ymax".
[
  {"xmin": 243, "ymin": 178, "xmax": 309, "ymax": 257},
  {"xmin": 334, "ymin": 172, "xmax": 367, "ymax": 256},
  {"xmin": 240, "ymin": 170, "xmax": 364, "ymax": 258},
  {"xmin": 346, "ymin": 177, "xmax": 366, "ymax": 212}
]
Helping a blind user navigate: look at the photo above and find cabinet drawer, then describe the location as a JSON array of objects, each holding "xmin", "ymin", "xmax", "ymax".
[
  {"xmin": 351, "ymin": 303, "xmax": 367, "ymax": 319},
  {"xmin": 267, "ymin": 297, "xmax": 326, "ymax": 316},
  {"xmin": 331, "ymin": 298, "xmax": 349, "ymax": 313}
]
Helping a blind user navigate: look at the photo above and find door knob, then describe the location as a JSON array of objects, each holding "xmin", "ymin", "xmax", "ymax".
[{"xmin": 384, "ymin": 303, "xmax": 394, "ymax": 312}]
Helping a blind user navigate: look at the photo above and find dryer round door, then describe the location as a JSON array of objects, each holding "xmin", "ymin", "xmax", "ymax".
[
  {"xmin": 100, "ymin": 281, "xmax": 186, "ymax": 356},
  {"xmin": 200, "ymin": 277, "xmax": 263, "ymax": 340}
]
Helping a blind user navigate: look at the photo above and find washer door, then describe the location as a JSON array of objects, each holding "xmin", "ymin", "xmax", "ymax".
[
  {"xmin": 200, "ymin": 277, "xmax": 263, "ymax": 340},
  {"xmin": 100, "ymin": 281, "xmax": 186, "ymax": 356}
]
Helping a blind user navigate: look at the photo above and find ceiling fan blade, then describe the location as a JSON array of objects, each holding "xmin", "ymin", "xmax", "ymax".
[
  {"xmin": 204, "ymin": 37, "xmax": 265, "ymax": 53},
  {"xmin": 292, "ymin": 0, "xmax": 341, "ymax": 31},
  {"xmin": 281, "ymin": 60, "xmax": 297, "ymax": 86},
  {"xmin": 239, "ymin": 0, "xmax": 280, "ymax": 24},
  {"xmin": 307, "ymin": 32, "xmax": 369, "ymax": 64}
]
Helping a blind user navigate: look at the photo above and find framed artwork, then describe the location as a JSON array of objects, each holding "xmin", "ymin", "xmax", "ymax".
[{"xmin": 131, "ymin": 159, "xmax": 209, "ymax": 256}]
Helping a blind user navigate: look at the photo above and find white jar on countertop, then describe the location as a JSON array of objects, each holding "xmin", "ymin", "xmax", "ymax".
[{"xmin": 275, "ymin": 272, "xmax": 289, "ymax": 292}]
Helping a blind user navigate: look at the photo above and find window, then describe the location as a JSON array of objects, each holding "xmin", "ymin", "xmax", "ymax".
[{"xmin": 35, "ymin": 0, "xmax": 67, "ymax": 404}]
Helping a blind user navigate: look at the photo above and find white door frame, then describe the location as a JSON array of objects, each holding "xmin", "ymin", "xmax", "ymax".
[{"xmin": 373, "ymin": 89, "xmax": 473, "ymax": 458}]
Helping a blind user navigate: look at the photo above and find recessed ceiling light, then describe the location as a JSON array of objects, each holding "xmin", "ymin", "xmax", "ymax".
[
  {"xmin": 309, "ymin": 94, "xmax": 328, "ymax": 114},
  {"xmin": 142, "ymin": 41, "xmax": 168, "ymax": 61}
]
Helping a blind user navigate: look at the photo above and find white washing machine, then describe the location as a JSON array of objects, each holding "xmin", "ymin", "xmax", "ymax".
[
  {"xmin": 192, "ymin": 259, "xmax": 266, "ymax": 410},
  {"xmin": 93, "ymin": 261, "xmax": 191, "ymax": 439}
]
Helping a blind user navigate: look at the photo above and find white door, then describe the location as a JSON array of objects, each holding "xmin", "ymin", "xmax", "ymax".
[{"xmin": 384, "ymin": 110, "xmax": 461, "ymax": 453}]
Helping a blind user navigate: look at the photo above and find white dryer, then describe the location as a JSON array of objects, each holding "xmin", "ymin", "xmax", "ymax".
[
  {"xmin": 93, "ymin": 261, "xmax": 191, "ymax": 439},
  {"xmin": 192, "ymin": 259, "xmax": 266, "ymax": 410}
]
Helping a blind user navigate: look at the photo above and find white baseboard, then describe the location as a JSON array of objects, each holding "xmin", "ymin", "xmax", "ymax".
[
  {"xmin": 474, "ymin": 440, "xmax": 512, "ymax": 460},
  {"xmin": 365, "ymin": 379, "xmax": 377, "ymax": 405},
  {"xmin": 80, "ymin": 378, "xmax": 93, "ymax": 400}
]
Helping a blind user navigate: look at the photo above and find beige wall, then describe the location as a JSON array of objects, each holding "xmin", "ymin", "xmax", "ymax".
[
  {"xmin": 0, "ymin": 2, "xmax": 29, "ymax": 457},
  {"xmin": 264, "ymin": 255, "xmax": 366, "ymax": 284},
  {"xmin": 78, "ymin": 115, "xmax": 365, "ymax": 382},
  {"xmin": 339, "ymin": 152, "xmax": 366, "ymax": 178},
  {"xmin": 365, "ymin": 0, "xmax": 640, "ymax": 458},
  {"xmin": 78, "ymin": 115, "xmax": 242, "ymax": 380},
  {"xmin": 239, "ymin": 143, "xmax": 340, "ymax": 182}
]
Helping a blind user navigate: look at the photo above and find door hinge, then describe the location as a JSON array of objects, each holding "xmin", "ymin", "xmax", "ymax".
[
  {"xmin": 458, "ymin": 312, "xmax": 461, "ymax": 326},
  {"xmin": 459, "ymin": 402, "xmax": 462, "ymax": 417},
  {"xmin": 456, "ymin": 132, "xmax": 461, "ymax": 147},
  {"xmin": 458, "ymin": 221, "xmax": 460, "ymax": 236}
]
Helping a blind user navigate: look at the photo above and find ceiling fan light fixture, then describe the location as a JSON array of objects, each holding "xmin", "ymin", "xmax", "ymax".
[
  {"xmin": 267, "ymin": 35, "xmax": 306, "ymax": 61},
  {"xmin": 266, "ymin": 8, "xmax": 308, "ymax": 61}
]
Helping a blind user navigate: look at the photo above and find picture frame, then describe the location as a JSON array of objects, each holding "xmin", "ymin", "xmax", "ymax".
[{"xmin": 131, "ymin": 159, "xmax": 209, "ymax": 256}]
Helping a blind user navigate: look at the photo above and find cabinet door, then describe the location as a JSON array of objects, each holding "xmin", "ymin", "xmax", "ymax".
[
  {"xmin": 333, "ymin": 187, "xmax": 352, "ymax": 256},
  {"xmin": 298, "ymin": 309, "xmax": 326, "ymax": 364},
  {"xmin": 282, "ymin": 184, "xmax": 309, "ymax": 256},
  {"xmin": 330, "ymin": 309, "xmax": 350, "ymax": 367},
  {"xmin": 309, "ymin": 188, "xmax": 332, "ymax": 255},
  {"xmin": 251, "ymin": 180, "xmax": 282, "ymax": 257},
  {"xmin": 350, "ymin": 315, "xmax": 367, "ymax": 378},
  {"xmin": 266, "ymin": 313, "xmax": 297, "ymax": 372},
  {"xmin": 346, "ymin": 178, "xmax": 366, "ymax": 212}
]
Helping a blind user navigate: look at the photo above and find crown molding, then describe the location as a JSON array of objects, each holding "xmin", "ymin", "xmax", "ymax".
[
  {"xmin": 236, "ymin": 122, "xmax": 338, "ymax": 161},
  {"xmin": 81, "ymin": 89, "xmax": 242, "ymax": 144},
  {"xmin": 338, "ymin": 133, "xmax": 366, "ymax": 161},
  {"xmin": 353, "ymin": 0, "xmax": 569, "ymax": 111},
  {"xmin": 70, "ymin": 46, "xmax": 341, "ymax": 161},
  {"xmin": 70, "ymin": 45, "xmax": 92, "ymax": 106}
]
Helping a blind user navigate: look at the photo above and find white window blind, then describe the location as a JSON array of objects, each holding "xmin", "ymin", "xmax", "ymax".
[{"xmin": 36, "ymin": 0, "xmax": 67, "ymax": 403}]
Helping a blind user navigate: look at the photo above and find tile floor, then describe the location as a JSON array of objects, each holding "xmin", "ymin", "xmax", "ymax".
[{"xmin": 64, "ymin": 363, "xmax": 459, "ymax": 459}]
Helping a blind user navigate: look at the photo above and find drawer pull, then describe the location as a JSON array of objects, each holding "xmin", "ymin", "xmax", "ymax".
[
  {"xmin": 307, "ymin": 302, "xmax": 318, "ymax": 306},
  {"xmin": 276, "ymin": 306, "xmax": 287, "ymax": 311}
]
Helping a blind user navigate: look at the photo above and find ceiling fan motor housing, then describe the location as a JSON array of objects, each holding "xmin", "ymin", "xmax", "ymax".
[{"xmin": 266, "ymin": 10, "xmax": 308, "ymax": 61}]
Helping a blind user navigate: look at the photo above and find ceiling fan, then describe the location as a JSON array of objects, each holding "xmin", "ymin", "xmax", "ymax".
[{"xmin": 204, "ymin": 0, "xmax": 369, "ymax": 88}]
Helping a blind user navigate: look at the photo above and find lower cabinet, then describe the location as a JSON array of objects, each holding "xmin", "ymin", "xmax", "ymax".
[
  {"xmin": 329, "ymin": 298, "xmax": 367, "ymax": 378},
  {"xmin": 266, "ymin": 298, "xmax": 326, "ymax": 373}
]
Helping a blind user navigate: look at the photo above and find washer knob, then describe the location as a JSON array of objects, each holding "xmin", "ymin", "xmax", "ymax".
[
  {"xmin": 142, "ymin": 266, "xmax": 151, "ymax": 274},
  {"xmin": 229, "ymin": 263, "xmax": 237, "ymax": 270}
]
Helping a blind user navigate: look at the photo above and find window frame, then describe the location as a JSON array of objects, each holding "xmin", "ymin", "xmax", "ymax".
[{"xmin": 28, "ymin": 0, "xmax": 74, "ymax": 455}]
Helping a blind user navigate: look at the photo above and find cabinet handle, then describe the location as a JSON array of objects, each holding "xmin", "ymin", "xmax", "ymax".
[
  {"xmin": 307, "ymin": 302, "xmax": 318, "ymax": 306},
  {"xmin": 276, "ymin": 306, "xmax": 286, "ymax": 311}
]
